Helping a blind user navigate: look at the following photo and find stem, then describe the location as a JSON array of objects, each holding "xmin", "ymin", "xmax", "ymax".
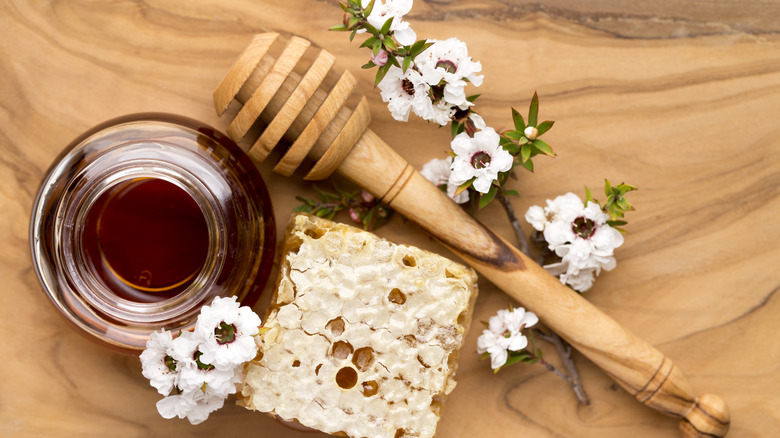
[
  {"xmin": 496, "ymin": 191, "xmax": 530, "ymax": 257},
  {"xmin": 534, "ymin": 328, "xmax": 591, "ymax": 405}
]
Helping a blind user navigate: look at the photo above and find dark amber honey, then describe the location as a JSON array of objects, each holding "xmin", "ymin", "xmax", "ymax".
[{"xmin": 82, "ymin": 178, "xmax": 210, "ymax": 302}]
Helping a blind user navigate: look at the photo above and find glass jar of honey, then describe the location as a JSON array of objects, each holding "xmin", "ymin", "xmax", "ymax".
[{"xmin": 30, "ymin": 113, "xmax": 275, "ymax": 355}]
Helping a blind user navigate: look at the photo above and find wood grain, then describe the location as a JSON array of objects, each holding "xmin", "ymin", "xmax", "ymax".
[{"xmin": 0, "ymin": 0, "xmax": 778, "ymax": 437}]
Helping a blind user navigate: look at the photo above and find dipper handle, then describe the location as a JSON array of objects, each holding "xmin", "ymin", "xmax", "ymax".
[{"xmin": 214, "ymin": 33, "xmax": 730, "ymax": 437}]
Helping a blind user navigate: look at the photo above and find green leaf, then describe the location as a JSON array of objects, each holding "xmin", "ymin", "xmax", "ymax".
[
  {"xmin": 372, "ymin": 39, "xmax": 381, "ymax": 56},
  {"xmin": 501, "ymin": 141, "xmax": 519, "ymax": 155},
  {"xmin": 361, "ymin": 60, "xmax": 376, "ymax": 69},
  {"xmin": 380, "ymin": 16, "xmax": 394, "ymax": 34},
  {"xmin": 503, "ymin": 189, "xmax": 519, "ymax": 197},
  {"xmin": 520, "ymin": 143, "xmax": 531, "ymax": 163},
  {"xmin": 528, "ymin": 91, "xmax": 539, "ymax": 127},
  {"xmin": 329, "ymin": 24, "xmax": 349, "ymax": 32},
  {"xmin": 363, "ymin": 0, "xmax": 376, "ymax": 16},
  {"xmin": 360, "ymin": 36, "xmax": 377, "ymax": 48},
  {"xmin": 454, "ymin": 177, "xmax": 475, "ymax": 197},
  {"xmin": 467, "ymin": 94, "xmax": 481, "ymax": 103},
  {"xmin": 511, "ymin": 107, "xmax": 526, "ymax": 131},
  {"xmin": 479, "ymin": 184, "xmax": 499, "ymax": 209},
  {"xmin": 363, "ymin": 22, "xmax": 379, "ymax": 36},
  {"xmin": 349, "ymin": 28, "xmax": 358, "ymax": 42},
  {"xmin": 402, "ymin": 55, "xmax": 411, "ymax": 72},
  {"xmin": 480, "ymin": 352, "xmax": 491, "ymax": 360},
  {"xmin": 383, "ymin": 36, "xmax": 397, "ymax": 51},
  {"xmin": 450, "ymin": 121, "xmax": 459, "ymax": 139},
  {"xmin": 531, "ymin": 139, "xmax": 554, "ymax": 157},
  {"xmin": 374, "ymin": 63, "xmax": 390, "ymax": 87},
  {"xmin": 348, "ymin": 16, "xmax": 361, "ymax": 30},
  {"xmin": 388, "ymin": 55, "xmax": 400, "ymax": 68},
  {"xmin": 536, "ymin": 120, "xmax": 554, "ymax": 136},
  {"xmin": 585, "ymin": 186, "xmax": 594, "ymax": 204},
  {"xmin": 604, "ymin": 179, "xmax": 613, "ymax": 197},
  {"xmin": 606, "ymin": 219, "xmax": 628, "ymax": 227},
  {"xmin": 504, "ymin": 130, "xmax": 523, "ymax": 140},
  {"xmin": 339, "ymin": 2, "xmax": 349, "ymax": 12},
  {"xmin": 521, "ymin": 158, "xmax": 534, "ymax": 172},
  {"xmin": 410, "ymin": 39, "xmax": 426, "ymax": 54},
  {"xmin": 502, "ymin": 354, "xmax": 531, "ymax": 368}
]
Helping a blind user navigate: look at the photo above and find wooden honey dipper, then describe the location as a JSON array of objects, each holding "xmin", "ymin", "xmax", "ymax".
[{"xmin": 213, "ymin": 33, "xmax": 730, "ymax": 437}]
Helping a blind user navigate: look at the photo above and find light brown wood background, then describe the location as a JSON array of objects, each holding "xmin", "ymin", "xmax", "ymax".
[{"xmin": 1, "ymin": 0, "xmax": 778, "ymax": 437}]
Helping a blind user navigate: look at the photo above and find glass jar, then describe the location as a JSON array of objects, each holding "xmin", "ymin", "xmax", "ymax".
[{"xmin": 30, "ymin": 113, "xmax": 276, "ymax": 355}]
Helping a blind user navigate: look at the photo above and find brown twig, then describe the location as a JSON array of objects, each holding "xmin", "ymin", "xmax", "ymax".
[
  {"xmin": 534, "ymin": 329, "xmax": 591, "ymax": 405},
  {"xmin": 496, "ymin": 190, "xmax": 530, "ymax": 257}
]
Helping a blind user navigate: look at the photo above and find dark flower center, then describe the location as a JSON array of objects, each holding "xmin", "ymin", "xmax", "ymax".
[
  {"xmin": 435, "ymin": 59, "xmax": 458, "ymax": 74},
  {"xmin": 401, "ymin": 79, "xmax": 415, "ymax": 96},
  {"xmin": 164, "ymin": 355, "xmax": 177, "ymax": 372},
  {"xmin": 572, "ymin": 216, "xmax": 597, "ymax": 239},
  {"xmin": 193, "ymin": 350, "xmax": 215, "ymax": 371},
  {"xmin": 215, "ymin": 321, "xmax": 237, "ymax": 345},
  {"xmin": 470, "ymin": 151, "xmax": 491, "ymax": 169}
]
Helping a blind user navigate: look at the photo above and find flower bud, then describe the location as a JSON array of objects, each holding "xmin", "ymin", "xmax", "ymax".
[
  {"xmin": 524, "ymin": 126, "xmax": 539, "ymax": 140},
  {"xmin": 361, "ymin": 190, "xmax": 375, "ymax": 203},
  {"xmin": 349, "ymin": 208, "xmax": 360, "ymax": 223},
  {"xmin": 371, "ymin": 49, "xmax": 389, "ymax": 67}
]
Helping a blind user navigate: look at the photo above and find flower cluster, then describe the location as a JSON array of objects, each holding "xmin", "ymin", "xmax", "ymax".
[
  {"xmin": 140, "ymin": 296, "xmax": 262, "ymax": 424},
  {"xmin": 477, "ymin": 307, "xmax": 539, "ymax": 371},
  {"xmin": 525, "ymin": 186, "xmax": 632, "ymax": 292},
  {"xmin": 334, "ymin": 0, "xmax": 554, "ymax": 209}
]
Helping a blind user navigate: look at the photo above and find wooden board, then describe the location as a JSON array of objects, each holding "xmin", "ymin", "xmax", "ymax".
[{"xmin": 1, "ymin": 0, "xmax": 778, "ymax": 437}]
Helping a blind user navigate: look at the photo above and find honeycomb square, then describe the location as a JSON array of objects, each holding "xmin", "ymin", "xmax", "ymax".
[{"xmin": 241, "ymin": 214, "xmax": 479, "ymax": 438}]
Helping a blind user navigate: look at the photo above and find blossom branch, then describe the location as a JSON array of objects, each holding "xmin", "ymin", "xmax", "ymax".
[
  {"xmin": 496, "ymin": 190, "xmax": 530, "ymax": 257},
  {"xmin": 533, "ymin": 329, "xmax": 590, "ymax": 405}
]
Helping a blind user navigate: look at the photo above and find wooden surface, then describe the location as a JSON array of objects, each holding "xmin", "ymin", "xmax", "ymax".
[{"xmin": 1, "ymin": 1, "xmax": 778, "ymax": 437}]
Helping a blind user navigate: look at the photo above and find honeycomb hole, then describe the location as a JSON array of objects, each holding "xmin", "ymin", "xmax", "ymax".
[
  {"xmin": 361, "ymin": 380, "xmax": 379, "ymax": 397},
  {"xmin": 326, "ymin": 317, "xmax": 346, "ymax": 337},
  {"xmin": 304, "ymin": 226, "xmax": 326, "ymax": 239},
  {"xmin": 402, "ymin": 254, "xmax": 417, "ymax": 267},
  {"xmin": 352, "ymin": 347, "xmax": 375, "ymax": 372},
  {"xmin": 331, "ymin": 340, "xmax": 354, "ymax": 360},
  {"xmin": 336, "ymin": 367, "xmax": 358, "ymax": 389},
  {"xmin": 388, "ymin": 288, "xmax": 407, "ymax": 305}
]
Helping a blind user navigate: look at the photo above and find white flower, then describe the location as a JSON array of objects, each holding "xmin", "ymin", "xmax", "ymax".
[
  {"xmin": 467, "ymin": 112, "xmax": 487, "ymax": 131},
  {"xmin": 194, "ymin": 296, "xmax": 262, "ymax": 371},
  {"xmin": 477, "ymin": 307, "xmax": 539, "ymax": 370},
  {"xmin": 524, "ymin": 205, "xmax": 547, "ymax": 232},
  {"xmin": 415, "ymin": 37, "xmax": 483, "ymax": 109},
  {"xmin": 423, "ymin": 98, "xmax": 457, "ymax": 126},
  {"xmin": 171, "ymin": 331, "xmax": 242, "ymax": 396},
  {"xmin": 525, "ymin": 192, "xmax": 625, "ymax": 292},
  {"xmin": 477, "ymin": 329, "xmax": 510, "ymax": 369},
  {"xmin": 449, "ymin": 128, "xmax": 513, "ymax": 193},
  {"xmin": 361, "ymin": 0, "xmax": 417, "ymax": 46},
  {"xmin": 420, "ymin": 157, "xmax": 469, "ymax": 204},
  {"xmin": 156, "ymin": 389, "xmax": 226, "ymax": 425},
  {"xmin": 378, "ymin": 65, "xmax": 433, "ymax": 123},
  {"xmin": 140, "ymin": 329, "xmax": 179, "ymax": 396}
]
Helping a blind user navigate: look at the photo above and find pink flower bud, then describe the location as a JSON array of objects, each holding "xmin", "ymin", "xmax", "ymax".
[
  {"xmin": 349, "ymin": 208, "xmax": 360, "ymax": 223},
  {"xmin": 361, "ymin": 190, "xmax": 375, "ymax": 203},
  {"xmin": 371, "ymin": 49, "xmax": 389, "ymax": 67}
]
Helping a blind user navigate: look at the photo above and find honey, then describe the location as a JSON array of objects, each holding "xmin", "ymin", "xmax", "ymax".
[{"xmin": 81, "ymin": 178, "xmax": 209, "ymax": 302}]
